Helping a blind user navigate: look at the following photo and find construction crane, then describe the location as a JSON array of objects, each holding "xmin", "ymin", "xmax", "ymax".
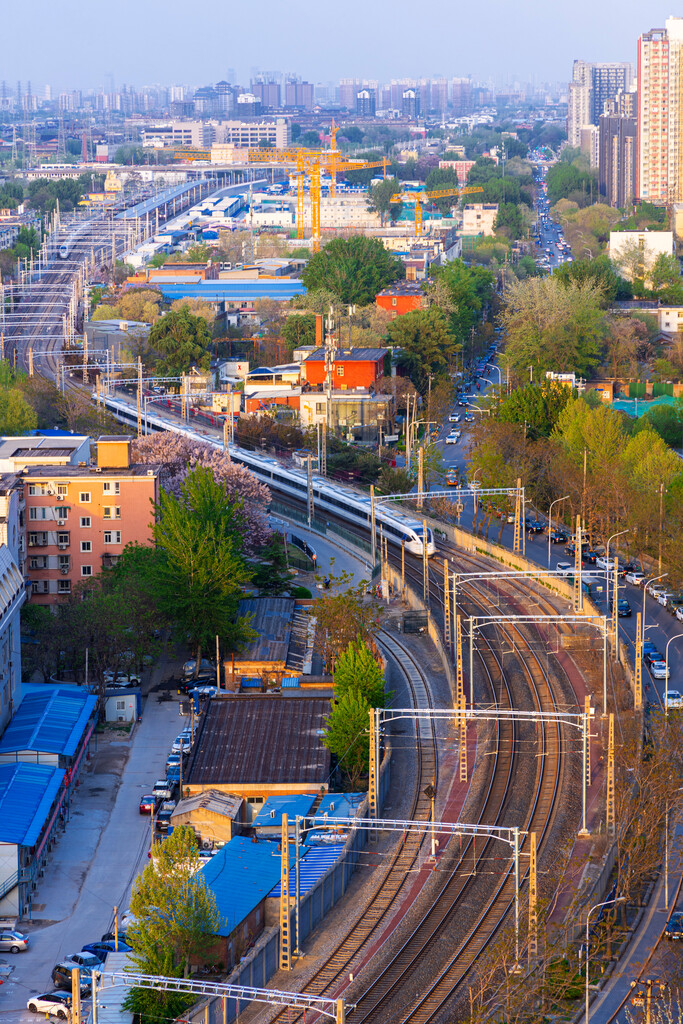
[{"xmin": 390, "ymin": 185, "xmax": 485, "ymax": 235}]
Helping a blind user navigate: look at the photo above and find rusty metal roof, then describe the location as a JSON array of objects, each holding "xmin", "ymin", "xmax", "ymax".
[
  {"xmin": 187, "ymin": 696, "xmax": 330, "ymax": 787},
  {"xmin": 237, "ymin": 598, "xmax": 295, "ymax": 664}
]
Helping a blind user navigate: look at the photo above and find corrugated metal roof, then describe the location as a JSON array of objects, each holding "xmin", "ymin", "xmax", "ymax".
[
  {"xmin": 304, "ymin": 347, "xmax": 388, "ymax": 362},
  {"xmin": 252, "ymin": 794, "xmax": 317, "ymax": 828},
  {"xmin": 316, "ymin": 792, "xmax": 365, "ymax": 820},
  {"xmin": 237, "ymin": 597, "xmax": 295, "ymax": 664},
  {"xmin": 171, "ymin": 789, "xmax": 242, "ymax": 821},
  {"xmin": 269, "ymin": 844, "xmax": 345, "ymax": 898},
  {"xmin": 0, "ymin": 687, "xmax": 97, "ymax": 757},
  {"xmin": 0, "ymin": 763, "xmax": 65, "ymax": 846},
  {"xmin": 186, "ymin": 696, "xmax": 330, "ymax": 787},
  {"xmin": 153, "ymin": 281, "xmax": 306, "ymax": 302},
  {"xmin": 200, "ymin": 837, "xmax": 295, "ymax": 933},
  {"xmin": 93, "ymin": 951, "xmax": 134, "ymax": 1023}
]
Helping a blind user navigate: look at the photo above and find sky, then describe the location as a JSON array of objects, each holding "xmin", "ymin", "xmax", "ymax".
[{"xmin": 4, "ymin": 0, "xmax": 680, "ymax": 93}]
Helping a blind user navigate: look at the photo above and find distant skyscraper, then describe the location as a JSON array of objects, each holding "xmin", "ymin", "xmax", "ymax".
[
  {"xmin": 339, "ymin": 79, "xmax": 360, "ymax": 110},
  {"xmin": 637, "ymin": 17, "xmax": 683, "ymax": 203},
  {"xmin": 356, "ymin": 89, "xmax": 376, "ymax": 116},
  {"xmin": 567, "ymin": 59, "xmax": 633, "ymax": 149},
  {"xmin": 450, "ymin": 78, "xmax": 472, "ymax": 116}
]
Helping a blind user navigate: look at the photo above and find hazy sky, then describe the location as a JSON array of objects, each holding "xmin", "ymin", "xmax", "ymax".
[{"xmin": 5, "ymin": 0, "xmax": 678, "ymax": 92}]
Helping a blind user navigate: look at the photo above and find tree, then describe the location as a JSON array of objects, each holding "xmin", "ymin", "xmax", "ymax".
[
  {"xmin": 323, "ymin": 689, "xmax": 371, "ymax": 787},
  {"xmin": 0, "ymin": 387, "xmax": 37, "ymax": 434},
  {"xmin": 389, "ymin": 308, "xmax": 459, "ymax": 393},
  {"xmin": 170, "ymin": 297, "xmax": 216, "ymax": 325},
  {"xmin": 302, "ymin": 236, "xmax": 404, "ymax": 305},
  {"xmin": 311, "ymin": 577, "xmax": 381, "ymax": 672},
  {"xmin": 650, "ymin": 252, "xmax": 683, "ymax": 293},
  {"xmin": 282, "ymin": 314, "xmax": 317, "ymax": 352},
  {"xmin": 376, "ymin": 465, "xmax": 415, "ymax": 495},
  {"xmin": 604, "ymin": 316, "xmax": 646, "ymax": 378},
  {"xmin": 148, "ymin": 308, "xmax": 212, "ymax": 377},
  {"xmin": 494, "ymin": 202, "xmax": 524, "ymax": 240},
  {"xmin": 251, "ymin": 535, "xmax": 292, "ymax": 595},
  {"xmin": 367, "ymin": 177, "xmax": 403, "ymax": 226},
  {"xmin": 125, "ymin": 826, "xmax": 222, "ymax": 1020},
  {"xmin": 498, "ymin": 381, "xmax": 574, "ymax": 440},
  {"xmin": 553, "ymin": 254, "xmax": 625, "ymax": 303},
  {"xmin": 149, "ymin": 467, "xmax": 255, "ymax": 664},
  {"xmin": 333, "ymin": 640, "xmax": 387, "ymax": 707},
  {"xmin": 113, "ymin": 260, "xmax": 135, "ymax": 286},
  {"xmin": 429, "ymin": 259, "xmax": 495, "ymax": 345}
]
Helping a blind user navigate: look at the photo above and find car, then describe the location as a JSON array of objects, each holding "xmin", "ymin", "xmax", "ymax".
[
  {"xmin": 166, "ymin": 765, "xmax": 182, "ymax": 784},
  {"xmin": 182, "ymin": 658, "xmax": 214, "ymax": 680},
  {"xmin": 644, "ymin": 650, "xmax": 665, "ymax": 667},
  {"xmin": 665, "ymin": 690, "xmax": 683, "ymax": 709},
  {"xmin": 51, "ymin": 963, "xmax": 92, "ymax": 993},
  {"xmin": 447, "ymin": 412, "xmax": 460, "ymax": 423},
  {"xmin": 103, "ymin": 670, "xmax": 140, "ymax": 686},
  {"xmin": 464, "ymin": 414, "xmax": 475, "ymax": 423},
  {"xmin": 615, "ymin": 598, "xmax": 632, "ymax": 617},
  {"xmin": 650, "ymin": 661, "xmax": 670, "ymax": 680},
  {"xmin": 139, "ymin": 794, "xmax": 158, "ymax": 815},
  {"xmin": 81, "ymin": 940, "xmax": 132, "ymax": 961},
  {"xmin": 445, "ymin": 468, "xmax": 458, "ymax": 486},
  {"xmin": 642, "ymin": 640, "xmax": 660, "ymax": 655},
  {"xmin": 550, "ymin": 530, "xmax": 569, "ymax": 543},
  {"xmin": 100, "ymin": 929, "xmax": 129, "ymax": 944},
  {"xmin": 445, "ymin": 432, "xmax": 459, "ymax": 445},
  {"xmin": 622, "ymin": 561, "xmax": 639, "ymax": 574},
  {"xmin": 171, "ymin": 732, "xmax": 193, "ymax": 754},
  {"xmin": 26, "ymin": 992, "xmax": 73, "ymax": 1018},
  {"xmin": 524, "ymin": 519, "xmax": 545, "ymax": 533},
  {"xmin": 556, "ymin": 562, "xmax": 573, "ymax": 577},
  {"xmin": 64, "ymin": 952, "xmax": 101, "ymax": 971},
  {"xmin": 595, "ymin": 556, "xmax": 616, "ymax": 571},
  {"xmin": 582, "ymin": 550, "xmax": 598, "ymax": 565},
  {"xmin": 156, "ymin": 800, "xmax": 177, "ymax": 832},
  {"xmin": 0, "ymin": 928, "xmax": 28, "ymax": 952},
  {"xmin": 625, "ymin": 571, "xmax": 646, "ymax": 586},
  {"xmin": 665, "ymin": 911, "xmax": 683, "ymax": 939},
  {"xmin": 646, "ymin": 582, "xmax": 668, "ymax": 599},
  {"xmin": 152, "ymin": 780, "xmax": 174, "ymax": 801},
  {"xmin": 657, "ymin": 591, "xmax": 675, "ymax": 607},
  {"xmin": 677, "ymin": 606, "xmax": 683, "ymax": 623},
  {"xmin": 166, "ymin": 752, "xmax": 185, "ymax": 770}
]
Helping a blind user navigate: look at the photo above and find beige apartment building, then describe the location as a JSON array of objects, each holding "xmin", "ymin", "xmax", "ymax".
[{"xmin": 637, "ymin": 17, "xmax": 683, "ymax": 203}]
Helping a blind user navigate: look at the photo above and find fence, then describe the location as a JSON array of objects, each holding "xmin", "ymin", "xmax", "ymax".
[{"xmin": 270, "ymin": 499, "xmax": 380, "ymax": 572}]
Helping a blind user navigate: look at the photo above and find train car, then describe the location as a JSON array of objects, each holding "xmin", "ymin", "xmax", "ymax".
[
  {"xmin": 58, "ymin": 219, "xmax": 95, "ymax": 260},
  {"xmin": 100, "ymin": 394, "xmax": 436, "ymax": 558}
]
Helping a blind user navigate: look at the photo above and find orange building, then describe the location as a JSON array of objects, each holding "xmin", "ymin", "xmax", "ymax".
[
  {"xmin": 23, "ymin": 437, "xmax": 159, "ymax": 604},
  {"xmin": 375, "ymin": 283, "xmax": 425, "ymax": 318},
  {"xmin": 126, "ymin": 263, "xmax": 220, "ymax": 286},
  {"xmin": 301, "ymin": 348, "xmax": 389, "ymax": 390}
]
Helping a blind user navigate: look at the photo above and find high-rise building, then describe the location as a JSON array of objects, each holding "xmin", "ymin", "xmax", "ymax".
[
  {"xmin": 284, "ymin": 80, "xmax": 314, "ymax": 109},
  {"xmin": 402, "ymin": 89, "xmax": 420, "ymax": 118},
  {"xmin": 599, "ymin": 103, "xmax": 637, "ymax": 208},
  {"xmin": 339, "ymin": 79, "xmax": 360, "ymax": 110},
  {"xmin": 431, "ymin": 78, "xmax": 449, "ymax": 114},
  {"xmin": 251, "ymin": 80, "xmax": 281, "ymax": 109},
  {"xmin": 356, "ymin": 89, "xmax": 376, "ymax": 116},
  {"xmin": 636, "ymin": 18, "xmax": 683, "ymax": 203},
  {"xmin": 450, "ymin": 78, "xmax": 472, "ymax": 116},
  {"xmin": 568, "ymin": 81, "xmax": 592, "ymax": 147},
  {"xmin": 568, "ymin": 59, "xmax": 633, "ymax": 148}
]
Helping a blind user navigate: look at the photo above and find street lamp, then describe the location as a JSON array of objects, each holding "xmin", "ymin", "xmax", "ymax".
[
  {"xmin": 486, "ymin": 363, "xmax": 502, "ymax": 386},
  {"xmin": 605, "ymin": 529, "xmax": 629, "ymax": 610},
  {"xmin": 585, "ymin": 896, "xmax": 625, "ymax": 1023},
  {"xmin": 547, "ymin": 494, "xmax": 569, "ymax": 568},
  {"xmin": 664, "ymin": 633, "xmax": 683, "ymax": 721},
  {"xmin": 643, "ymin": 573, "xmax": 668, "ymax": 642}
]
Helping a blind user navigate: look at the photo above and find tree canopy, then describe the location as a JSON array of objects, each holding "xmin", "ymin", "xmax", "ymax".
[
  {"xmin": 367, "ymin": 177, "xmax": 403, "ymax": 225},
  {"xmin": 148, "ymin": 308, "xmax": 212, "ymax": 377},
  {"xmin": 389, "ymin": 308, "xmax": 459, "ymax": 393},
  {"xmin": 498, "ymin": 380, "xmax": 575, "ymax": 440},
  {"xmin": 301, "ymin": 236, "xmax": 404, "ymax": 305}
]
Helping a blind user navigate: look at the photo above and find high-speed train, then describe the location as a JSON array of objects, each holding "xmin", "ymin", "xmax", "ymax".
[
  {"xmin": 100, "ymin": 394, "xmax": 436, "ymax": 557},
  {"xmin": 59, "ymin": 219, "xmax": 95, "ymax": 259}
]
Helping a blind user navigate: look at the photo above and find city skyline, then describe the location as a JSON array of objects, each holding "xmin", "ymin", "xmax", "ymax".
[{"xmin": 4, "ymin": 0, "xmax": 679, "ymax": 93}]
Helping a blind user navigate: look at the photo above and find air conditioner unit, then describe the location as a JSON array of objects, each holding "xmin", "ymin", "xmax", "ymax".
[
  {"xmin": 58, "ymin": 541, "xmax": 68, "ymax": 549},
  {"xmin": 57, "ymin": 519, "xmax": 65, "ymax": 526},
  {"xmin": 60, "ymin": 567, "xmax": 69, "ymax": 575}
]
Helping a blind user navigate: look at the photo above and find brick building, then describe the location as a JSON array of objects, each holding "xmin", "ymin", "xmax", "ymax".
[
  {"xmin": 301, "ymin": 348, "xmax": 389, "ymax": 390},
  {"xmin": 376, "ymin": 283, "xmax": 425, "ymax": 317},
  {"xmin": 23, "ymin": 436, "xmax": 159, "ymax": 604}
]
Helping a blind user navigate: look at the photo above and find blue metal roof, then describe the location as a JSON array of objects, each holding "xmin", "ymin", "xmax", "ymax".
[
  {"xmin": 252, "ymin": 794, "xmax": 317, "ymax": 828},
  {"xmin": 269, "ymin": 844, "xmax": 345, "ymax": 898},
  {"xmin": 115, "ymin": 181, "xmax": 202, "ymax": 220},
  {"xmin": 0, "ymin": 763, "xmax": 66, "ymax": 846},
  {"xmin": 315, "ymin": 793, "xmax": 365, "ymax": 820},
  {"xmin": 153, "ymin": 281, "xmax": 306, "ymax": 302},
  {"xmin": 0, "ymin": 687, "xmax": 97, "ymax": 757},
  {"xmin": 200, "ymin": 837, "xmax": 295, "ymax": 934}
]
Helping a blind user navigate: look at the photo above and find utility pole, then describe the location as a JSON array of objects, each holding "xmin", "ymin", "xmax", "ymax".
[
  {"xmin": 606, "ymin": 713, "xmax": 615, "ymax": 835},
  {"xmin": 279, "ymin": 814, "xmax": 291, "ymax": 971},
  {"xmin": 370, "ymin": 484, "xmax": 376, "ymax": 568},
  {"xmin": 574, "ymin": 515, "xmax": 583, "ymax": 613},
  {"xmin": 443, "ymin": 559, "xmax": 451, "ymax": 649},
  {"xmin": 634, "ymin": 611, "xmax": 643, "ymax": 710},
  {"xmin": 528, "ymin": 831, "xmax": 538, "ymax": 960},
  {"xmin": 422, "ymin": 518, "xmax": 429, "ymax": 603},
  {"xmin": 417, "ymin": 446, "xmax": 424, "ymax": 509},
  {"xmin": 306, "ymin": 454, "xmax": 313, "ymax": 527}
]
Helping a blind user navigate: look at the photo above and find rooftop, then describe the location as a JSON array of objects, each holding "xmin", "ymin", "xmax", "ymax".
[
  {"xmin": 0, "ymin": 763, "xmax": 66, "ymax": 846},
  {"xmin": 187, "ymin": 696, "xmax": 330, "ymax": 787},
  {"xmin": 171, "ymin": 789, "xmax": 242, "ymax": 820},
  {"xmin": 236, "ymin": 597, "xmax": 296, "ymax": 664},
  {"xmin": 0, "ymin": 686, "xmax": 98, "ymax": 757},
  {"xmin": 200, "ymin": 836, "xmax": 295, "ymax": 933},
  {"xmin": 269, "ymin": 843, "xmax": 345, "ymax": 898},
  {"xmin": 149, "ymin": 281, "xmax": 306, "ymax": 302},
  {"xmin": 23, "ymin": 463, "xmax": 159, "ymax": 479},
  {"xmin": 376, "ymin": 283, "xmax": 424, "ymax": 296},
  {"xmin": 304, "ymin": 347, "xmax": 388, "ymax": 362},
  {"xmin": 252, "ymin": 794, "xmax": 318, "ymax": 828}
]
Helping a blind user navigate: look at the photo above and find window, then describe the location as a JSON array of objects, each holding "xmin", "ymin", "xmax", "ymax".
[
  {"xmin": 79, "ymin": 492, "xmax": 91, "ymax": 503},
  {"xmin": 315, "ymin": 402, "xmax": 325, "ymax": 414},
  {"xmin": 57, "ymin": 484, "xmax": 68, "ymax": 497},
  {"xmin": 58, "ymin": 555, "xmax": 70, "ymax": 570},
  {"xmin": 29, "ymin": 507, "xmax": 47, "ymax": 520},
  {"xmin": 81, "ymin": 565, "xmax": 92, "ymax": 577},
  {"xmin": 114, "ymin": 506, "xmax": 121, "ymax": 519},
  {"xmin": 104, "ymin": 531, "xmax": 121, "ymax": 545},
  {"xmin": 103, "ymin": 481, "xmax": 120, "ymax": 495},
  {"xmin": 80, "ymin": 517, "xmax": 91, "ymax": 528},
  {"xmin": 28, "ymin": 484, "xmax": 47, "ymax": 496},
  {"xmin": 116, "ymin": 700, "xmax": 126, "ymax": 711},
  {"xmin": 57, "ymin": 532, "xmax": 70, "ymax": 547},
  {"xmin": 336, "ymin": 366, "xmax": 344, "ymax": 377},
  {"xmin": 392, "ymin": 297, "xmax": 397, "ymax": 306},
  {"xmin": 55, "ymin": 506, "xmax": 69, "ymax": 520},
  {"xmin": 57, "ymin": 580, "xmax": 71, "ymax": 594},
  {"xmin": 31, "ymin": 580, "xmax": 49, "ymax": 594},
  {"xmin": 80, "ymin": 541, "xmax": 92, "ymax": 553},
  {"xmin": 29, "ymin": 556, "xmax": 46, "ymax": 570}
]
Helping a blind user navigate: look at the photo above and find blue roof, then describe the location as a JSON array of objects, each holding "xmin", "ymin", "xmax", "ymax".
[
  {"xmin": 269, "ymin": 844, "xmax": 345, "ymax": 898},
  {"xmin": 0, "ymin": 687, "xmax": 97, "ymax": 757},
  {"xmin": 153, "ymin": 281, "xmax": 306, "ymax": 302},
  {"xmin": 200, "ymin": 837, "xmax": 295, "ymax": 934},
  {"xmin": 115, "ymin": 181, "xmax": 202, "ymax": 220},
  {"xmin": 315, "ymin": 792, "xmax": 365, "ymax": 820},
  {"xmin": 252, "ymin": 794, "xmax": 318, "ymax": 828},
  {"xmin": 0, "ymin": 763, "xmax": 66, "ymax": 845}
]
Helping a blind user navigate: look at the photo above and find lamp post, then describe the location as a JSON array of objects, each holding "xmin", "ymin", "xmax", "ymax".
[
  {"xmin": 664, "ymin": 634, "xmax": 683, "ymax": 721},
  {"xmin": 486, "ymin": 363, "xmax": 502, "ymax": 385},
  {"xmin": 605, "ymin": 529, "xmax": 629, "ymax": 612},
  {"xmin": 643, "ymin": 573, "xmax": 668, "ymax": 642},
  {"xmin": 585, "ymin": 896, "xmax": 625, "ymax": 1023},
  {"xmin": 664, "ymin": 783, "xmax": 683, "ymax": 910},
  {"xmin": 547, "ymin": 494, "xmax": 569, "ymax": 568}
]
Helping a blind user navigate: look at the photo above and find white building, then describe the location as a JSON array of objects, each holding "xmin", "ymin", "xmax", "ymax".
[
  {"xmin": 609, "ymin": 230, "xmax": 674, "ymax": 283},
  {"xmin": 461, "ymin": 203, "xmax": 499, "ymax": 236},
  {"xmin": 0, "ymin": 545, "xmax": 25, "ymax": 733}
]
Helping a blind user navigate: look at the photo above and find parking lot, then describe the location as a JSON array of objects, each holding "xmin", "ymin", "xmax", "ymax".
[{"xmin": 0, "ymin": 692, "xmax": 183, "ymax": 1022}]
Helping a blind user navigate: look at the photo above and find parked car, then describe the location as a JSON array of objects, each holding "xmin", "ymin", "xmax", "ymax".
[
  {"xmin": 646, "ymin": 582, "xmax": 668, "ymax": 599},
  {"xmin": 595, "ymin": 556, "xmax": 616, "ymax": 571},
  {"xmin": 550, "ymin": 530, "xmax": 569, "ymax": 543},
  {"xmin": 171, "ymin": 732, "xmax": 193, "ymax": 754},
  {"xmin": 104, "ymin": 674, "xmax": 140, "ymax": 689},
  {"xmin": 152, "ymin": 780, "xmax": 174, "ymax": 801},
  {"xmin": 657, "ymin": 591, "xmax": 675, "ymax": 607},
  {"xmin": 642, "ymin": 641, "xmax": 660, "ymax": 656},
  {"xmin": 51, "ymin": 963, "xmax": 92, "ymax": 993},
  {"xmin": 665, "ymin": 911, "xmax": 683, "ymax": 939},
  {"xmin": 139, "ymin": 794, "xmax": 158, "ymax": 815},
  {"xmin": 26, "ymin": 992, "xmax": 73, "ymax": 1019},
  {"xmin": 556, "ymin": 562, "xmax": 573, "ymax": 577},
  {"xmin": 644, "ymin": 650, "xmax": 665, "ymax": 667},
  {"xmin": 166, "ymin": 765, "xmax": 182, "ymax": 784},
  {"xmin": 445, "ymin": 468, "xmax": 458, "ymax": 486},
  {"xmin": 650, "ymin": 660, "xmax": 670, "ymax": 680},
  {"xmin": 156, "ymin": 800, "xmax": 177, "ymax": 832},
  {"xmin": 166, "ymin": 752, "xmax": 185, "ymax": 770},
  {"xmin": 81, "ymin": 940, "xmax": 132, "ymax": 961},
  {"xmin": 64, "ymin": 952, "xmax": 101, "ymax": 971},
  {"xmin": 524, "ymin": 518, "xmax": 545, "ymax": 533},
  {"xmin": 182, "ymin": 659, "xmax": 214, "ymax": 680},
  {"xmin": 665, "ymin": 690, "xmax": 683, "ymax": 709},
  {"xmin": 677, "ymin": 606, "xmax": 683, "ymax": 623},
  {"xmin": 0, "ymin": 929, "xmax": 29, "ymax": 952},
  {"xmin": 100, "ymin": 930, "xmax": 128, "ymax": 944},
  {"xmin": 625, "ymin": 571, "xmax": 646, "ymax": 586}
]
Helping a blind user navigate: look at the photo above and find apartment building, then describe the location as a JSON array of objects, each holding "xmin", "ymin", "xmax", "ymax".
[
  {"xmin": 140, "ymin": 120, "xmax": 214, "ymax": 149},
  {"xmin": 637, "ymin": 17, "xmax": 683, "ymax": 203},
  {"xmin": 568, "ymin": 60, "xmax": 633, "ymax": 149},
  {"xmin": 22, "ymin": 436, "xmax": 159, "ymax": 605},
  {"xmin": 215, "ymin": 119, "xmax": 290, "ymax": 149},
  {"xmin": 599, "ymin": 109, "xmax": 637, "ymax": 207}
]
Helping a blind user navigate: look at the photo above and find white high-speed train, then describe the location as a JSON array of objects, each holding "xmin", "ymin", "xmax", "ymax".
[
  {"xmin": 58, "ymin": 220, "xmax": 94, "ymax": 259},
  {"xmin": 101, "ymin": 394, "xmax": 436, "ymax": 558}
]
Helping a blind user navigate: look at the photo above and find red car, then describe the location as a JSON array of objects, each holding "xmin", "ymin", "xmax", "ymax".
[{"xmin": 139, "ymin": 794, "xmax": 157, "ymax": 815}]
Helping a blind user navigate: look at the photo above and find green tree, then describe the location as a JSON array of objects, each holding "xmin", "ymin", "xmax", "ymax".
[
  {"xmin": 282, "ymin": 313, "xmax": 317, "ymax": 352},
  {"xmin": 302, "ymin": 236, "xmax": 404, "ymax": 305},
  {"xmin": 333, "ymin": 640, "xmax": 387, "ymax": 707},
  {"xmin": 636, "ymin": 400, "xmax": 683, "ymax": 448},
  {"xmin": 553, "ymin": 254, "xmax": 625, "ymax": 303},
  {"xmin": 494, "ymin": 202, "xmax": 524, "ymax": 240},
  {"xmin": 376, "ymin": 465, "xmax": 415, "ymax": 495},
  {"xmin": 251, "ymin": 535, "xmax": 292, "ymax": 595},
  {"xmin": 498, "ymin": 381, "xmax": 574, "ymax": 440},
  {"xmin": 389, "ymin": 308, "xmax": 459, "ymax": 393},
  {"xmin": 650, "ymin": 252, "xmax": 682, "ymax": 292},
  {"xmin": 0, "ymin": 386, "xmax": 38, "ymax": 434},
  {"xmin": 125, "ymin": 826, "xmax": 222, "ymax": 1020},
  {"xmin": 148, "ymin": 308, "xmax": 212, "ymax": 377},
  {"xmin": 367, "ymin": 177, "xmax": 403, "ymax": 226},
  {"xmin": 323, "ymin": 688, "xmax": 371, "ymax": 787},
  {"xmin": 149, "ymin": 468, "xmax": 254, "ymax": 665},
  {"xmin": 430, "ymin": 259, "xmax": 495, "ymax": 346}
]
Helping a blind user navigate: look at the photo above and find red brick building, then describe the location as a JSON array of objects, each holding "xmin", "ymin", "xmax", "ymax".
[
  {"xmin": 376, "ymin": 283, "xmax": 426, "ymax": 318},
  {"xmin": 301, "ymin": 348, "xmax": 389, "ymax": 390}
]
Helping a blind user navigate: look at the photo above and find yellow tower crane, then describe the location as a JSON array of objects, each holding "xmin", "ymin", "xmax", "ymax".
[{"xmin": 390, "ymin": 184, "xmax": 485, "ymax": 235}]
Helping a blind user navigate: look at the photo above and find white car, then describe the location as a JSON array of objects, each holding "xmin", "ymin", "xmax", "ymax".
[
  {"xmin": 595, "ymin": 556, "xmax": 615, "ymax": 571},
  {"xmin": 445, "ymin": 432, "xmax": 459, "ymax": 445},
  {"xmin": 625, "ymin": 571, "xmax": 646, "ymax": 586},
  {"xmin": 650, "ymin": 661, "xmax": 670, "ymax": 680},
  {"xmin": 556, "ymin": 562, "xmax": 573, "ymax": 577},
  {"xmin": 665, "ymin": 690, "xmax": 683, "ymax": 708},
  {"xmin": 677, "ymin": 606, "xmax": 683, "ymax": 623},
  {"xmin": 657, "ymin": 591, "xmax": 675, "ymax": 607},
  {"xmin": 646, "ymin": 582, "xmax": 668, "ymax": 599},
  {"xmin": 104, "ymin": 674, "xmax": 140, "ymax": 688},
  {"xmin": 171, "ymin": 732, "xmax": 193, "ymax": 754},
  {"xmin": 26, "ymin": 992, "xmax": 73, "ymax": 1019},
  {"xmin": 448, "ymin": 413, "xmax": 460, "ymax": 423}
]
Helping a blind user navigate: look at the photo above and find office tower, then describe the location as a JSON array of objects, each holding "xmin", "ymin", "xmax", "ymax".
[
  {"xmin": 599, "ymin": 102, "xmax": 637, "ymax": 208},
  {"xmin": 636, "ymin": 17, "xmax": 683, "ymax": 203}
]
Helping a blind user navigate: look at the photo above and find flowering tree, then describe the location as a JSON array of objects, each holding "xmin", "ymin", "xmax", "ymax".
[{"xmin": 132, "ymin": 432, "xmax": 271, "ymax": 552}]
